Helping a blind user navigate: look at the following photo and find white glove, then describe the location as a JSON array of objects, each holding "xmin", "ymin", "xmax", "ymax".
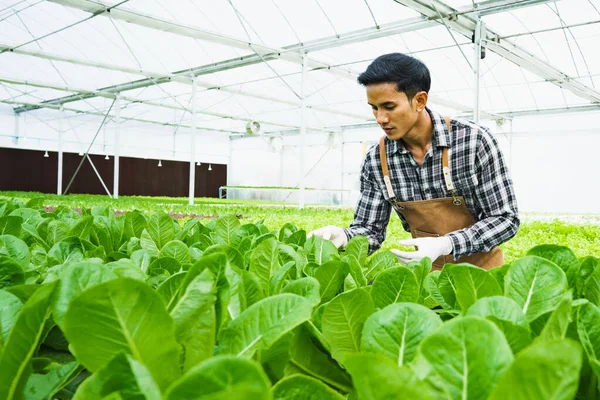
[
  {"xmin": 307, "ymin": 225, "xmax": 348, "ymax": 249},
  {"xmin": 391, "ymin": 236, "xmax": 453, "ymax": 265}
]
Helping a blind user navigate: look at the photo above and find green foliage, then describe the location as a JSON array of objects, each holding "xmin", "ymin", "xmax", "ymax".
[
  {"xmin": 466, "ymin": 296, "xmax": 532, "ymax": 354},
  {"xmin": 322, "ymin": 288, "xmax": 374, "ymax": 364},
  {"xmin": 362, "ymin": 303, "xmax": 442, "ymax": 365},
  {"xmin": 63, "ymin": 278, "xmax": 181, "ymax": 391},
  {"xmin": 272, "ymin": 374, "xmax": 345, "ymax": 400},
  {"xmin": 166, "ymin": 356, "xmax": 271, "ymax": 400},
  {"xmin": 444, "ymin": 263, "xmax": 502, "ymax": 312},
  {"xmin": 505, "ymin": 256, "xmax": 568, "ymax": 321},
  {"xmin": 0, "ymin": 194, "xmax": 599, "ymax": 398},
  {"xmin": 416, "ymin": 316, "xmax": 514, "ymax": 400},
  {"xmin": 73, "ymin": 353, "xmax": 160, "ymax": 400},
  {"xmin": 170, "ymin": 269, "xmax": 217, "ymax": 372},
  {"xmin": 346, "ymin": 353, "xmax": 433, "ymax": 399},
  {"xmin": 0, "ymin": 281, "xmax": 58, "ymax": 399},
  {"xmin": 217, "ymin": 294, "xmax": 313, "ymax": 358},
  {"xmin": 489, "ymin": 339, "xmax": 582, "ymax": 400},
  {"xmin": 371, "ymin": 266, "xmax": 419, "ymax": 308}
]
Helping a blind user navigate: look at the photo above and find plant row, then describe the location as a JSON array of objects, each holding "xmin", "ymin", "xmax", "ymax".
[{"xmin": 0, "ymin": 197, "xmax": 599, "ymax": 399}]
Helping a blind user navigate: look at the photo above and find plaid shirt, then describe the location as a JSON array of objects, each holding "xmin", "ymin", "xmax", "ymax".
[{"xmin": 344, "ymin": 107, "xmax": 520, "ymax": 259}]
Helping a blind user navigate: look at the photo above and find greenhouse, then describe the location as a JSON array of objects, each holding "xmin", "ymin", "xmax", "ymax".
[{"xmin": 0, "ymin": 0, "xmax": 599, "ymax": 399}]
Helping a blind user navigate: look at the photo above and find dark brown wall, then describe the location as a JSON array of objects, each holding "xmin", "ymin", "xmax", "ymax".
[
  {"xmin": 0, "ymin": 148, "xmax": 57, "ymax": 193},
  {"xmin": 119, "ymin": 158, "xmax": 227, "ymax": 197},
  {"xmin": 0, "ymin": 148, "xmax": 226, "ymax": 198},
  {"xmin": 62, "ymin": 152, "xmax": 114, "ymax": 195}
]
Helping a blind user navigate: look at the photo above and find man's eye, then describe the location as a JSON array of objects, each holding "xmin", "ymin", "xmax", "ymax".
[{"xmin": 385, "ymin": 106, "xmax": 395, "ymax": 111}]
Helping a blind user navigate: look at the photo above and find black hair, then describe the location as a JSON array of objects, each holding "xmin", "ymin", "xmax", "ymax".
[{"xmin": 357, "ymin": 53, "xmax": 431, "ymax": 101}]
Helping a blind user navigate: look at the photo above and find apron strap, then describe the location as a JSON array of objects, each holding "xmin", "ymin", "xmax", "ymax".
[
  {"xmin": 379, "ymin": 136, "xmax": 396, "ymax": 200},
  {"xmin": 378, "ymin": 115, "xmax": 458, "ymax": 202},
  {"xmin": 441, "ymin": 116, "xmax": 456, "ymax": 194}
]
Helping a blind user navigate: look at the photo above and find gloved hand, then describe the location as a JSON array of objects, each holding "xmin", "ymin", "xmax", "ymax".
[
  {"xmin": 391, "ymin": 236, "xmax": 453, "ymax": 265},
  {"xmin": 307, "ymin": 225, "xmax": 348, "ymax": 249}
]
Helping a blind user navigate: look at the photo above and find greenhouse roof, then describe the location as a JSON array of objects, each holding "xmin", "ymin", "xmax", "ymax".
[{"xmin": 1, "ymin": 0, "xmax": 600, "ymax": 135}]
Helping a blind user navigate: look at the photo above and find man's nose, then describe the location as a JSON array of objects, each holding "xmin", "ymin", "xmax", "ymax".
[{"xmin": 376, "ymin": 111, "xmax": 389, "ymax": 125}]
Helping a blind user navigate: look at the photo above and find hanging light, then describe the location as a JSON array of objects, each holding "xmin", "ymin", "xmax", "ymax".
[
  {"xmin": 196, "ymin": 161, "xmax": 201, "ymax": 166},
  {"xmin": 208, "ymin": 164, "xmax": 212, "ymax": 171},
  {"xmin": 105, "ymin": 155, "xmax": 110, "ymax": 160},
  {"xmin": 158, "ymin": 160, "xmax": 162, "ymax": 167},
  {"xmin": 44, "ymin": 151, "xmax": 49, "ymax": 158},
  {"xmin": 79, "ymin": 151, "xmax": 84, "ymax": 156}
]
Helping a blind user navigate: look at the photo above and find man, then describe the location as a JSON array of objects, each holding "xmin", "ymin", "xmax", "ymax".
[{"xmin": 308, "ymin": 53, "xmax": 519, "ymax": 270}]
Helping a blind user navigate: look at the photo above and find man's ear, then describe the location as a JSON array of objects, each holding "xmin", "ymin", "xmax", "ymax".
[{"xmin": 412, "ymin": 91, "xmax": 428, "ymax": 112}]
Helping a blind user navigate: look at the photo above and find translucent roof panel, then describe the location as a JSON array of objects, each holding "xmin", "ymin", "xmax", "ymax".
[
  {"xmin": 16, "ymin": 12, "xmax": 247, "ymax": 74},
  {"xmin": 0, "ymin": 53, "xmax": 148, "ymax": 93},
  {"xmin": 441, "ymin": 0, "xmax": 489, "ymax": 8},
  {"xmin": 1, "ymin": 0, "xmax": 600, "ymax": 138},
  {"xmin": 0, "ymin": 1, "xmax": 88, "ymax": 46},
  {"xmin": 0, "ymin": 82, "xmax": 69, "ymax": 105},
  {"xmin": 195, "ymin": 61, "xmax": 301, "ymax": 92},
  {"xmin": 61, "ymin": 0, "xmax": 421, "ymax": 51},
  {"xmin": 482, "ymin": 1, "xmax": 600, "ymax": 100},
  {"xmin": 308, "ymin": 25, "xmax": 472, "ymax": 68},
  {"xmin": 483, "ymin": 0, "xmax": 600, "ymax": 38},
  {"xmin": 123, "ymin": 82, "xmax": 194, "ymax": 103}
]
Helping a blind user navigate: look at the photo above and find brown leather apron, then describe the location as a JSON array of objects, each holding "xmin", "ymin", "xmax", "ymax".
[{"xmin": 379, "ymin": 117, "xmax": 503, "ymax": 271}]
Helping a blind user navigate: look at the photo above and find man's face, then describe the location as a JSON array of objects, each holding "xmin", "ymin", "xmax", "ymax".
[{"xmin": 366, "ymin": 82, "xmax": 419, "ymax": 141}]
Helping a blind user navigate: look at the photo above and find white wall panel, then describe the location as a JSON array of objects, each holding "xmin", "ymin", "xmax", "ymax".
[
  {"xmin": 0, "ymin": 106, "xmax": 230, "ymax": 164},
  {"xmin": 3, "ymin": 101, "xmax": 599, "ymax": 214},
  {"xmin": 228, "ymin": 115, "xmax": 600, "ymax": 214}
]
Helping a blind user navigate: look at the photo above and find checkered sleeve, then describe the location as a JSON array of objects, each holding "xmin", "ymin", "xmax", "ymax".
[
  {"xmin": 446, "ymin": 129, "xmax": 520, "ymax": 259},
  {"xmin": 344, "ymin": 150, "xmax": 392, "ymax": 254}
]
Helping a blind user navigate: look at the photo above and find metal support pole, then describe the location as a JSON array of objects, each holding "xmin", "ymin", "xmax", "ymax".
[
  {"xmin": 113, "ymin": 94, "xmax": 121, "ymax": 199},
  {"xmin": 227, "ymin": 136, "xmax": 233, "ymax": 199},
  {"xmin": 474, "ymin": 19, "xmax": 486, "ymax": 123},
  {"xmin": 87, "ymin": 155, "xmax": 112, "ymax": 197},
  {"xmin": 189, "ymin": 78, "xmax": 197, "ymax": 206},
  {"xmin": 279, "ymin": 142, "xmax": 286, "ymax": 202},
  {"xmin": 64, "ymin": 98, "xmax": 116, "ymax": 196},
  {"xmin": 57, "ymin": 106, "xmax": 64, "ymax": 194},
  {"xmin": 340, "ymin": 138, "xmax": 345, "ymax": 205},
  {"xmin": 279, "ymin": 142, "xmax": 285, "ymax": 186},
  {"xmin": 22, "ymin": 113, "xmax": 27, "ymax": 143},
  {"xmin": 509, "ymin": 119, "xmax": 514, "ymax": 169},
  {"xmin": 13, "ymin": 113, "xmax": 19, "ymax": 145},
  {"xmin": 172, "ymin": 109, "xmax": 177, "ymax": 157},
  {"xmin": 103, "ymin": 122, "xmax": 106, "ymax": 155},
  {"xmin": 299, "ymin": 52, "xmax": 308, "ymax": 209}
]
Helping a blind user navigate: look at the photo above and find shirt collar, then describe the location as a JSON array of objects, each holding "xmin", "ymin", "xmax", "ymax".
[
  {"xmin": 428, "ymin": 107, "xmax": 452, "ymax": 148},
  {"xmin": 385, "ymin": 107, "xmax": 452, "ymax": 155},
  {"xmin": 385, "ymin": 135, "xmax": 402, "ymax": 154}
]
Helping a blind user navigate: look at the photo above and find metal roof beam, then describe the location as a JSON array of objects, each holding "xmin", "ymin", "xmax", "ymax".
[
  {"xmin": 393, "ymin": 0, "xmax": 600, "ymax": 104},
  {"xmin": 1, "ymin": 100, "xmax": 240, "ymax": 134},
  {"xmin": 500, "ymin": 19, "xmax": 600, "ymax": 40},
  {"xmin": 17, "ymin": 0, "xmax": 436, "ymax": 115},
  {"xmin": 1, "ymin": 77, "xmax": 337, "ymax": 132},
  {"xmin": 297, "ymin": 17, "xmax": 436, "ymax": 53},
  {"xmin": 16, "ymin": 0, "xmax": 562, "ymax": 120},
  {"xmin": 2, "ymin": 45, "xmax": 363, "ymax": 120},
  {"xmin": 485, "ymin": 40, "xmax": 600, "ymax": 102},
  {"xmin": 6, "ymin": 13, "xmax": 446, "ymax": 115},
  {"xmin": 457, "ymin": 0, "xmax": 558, "ymax": 16},
  {"xmin": 0, "ymin": 44, "xmax": 191, "ymax": 84},
  {"xmin": 47, "ymin": 0, "xmax": 356, "ymax": 76},
  {"xmin": 327, "ymin": 103, "xmax": 600, "ymax": 132},
  {"xmin": 480, "ymin": 104, "xmax": 600, "ymax": 118}
]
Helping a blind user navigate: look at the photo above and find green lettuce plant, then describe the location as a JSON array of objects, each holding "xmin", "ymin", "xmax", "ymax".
[{"xmin": 0, "ymin": 198, "xmax": 598, "ymax": 399}]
